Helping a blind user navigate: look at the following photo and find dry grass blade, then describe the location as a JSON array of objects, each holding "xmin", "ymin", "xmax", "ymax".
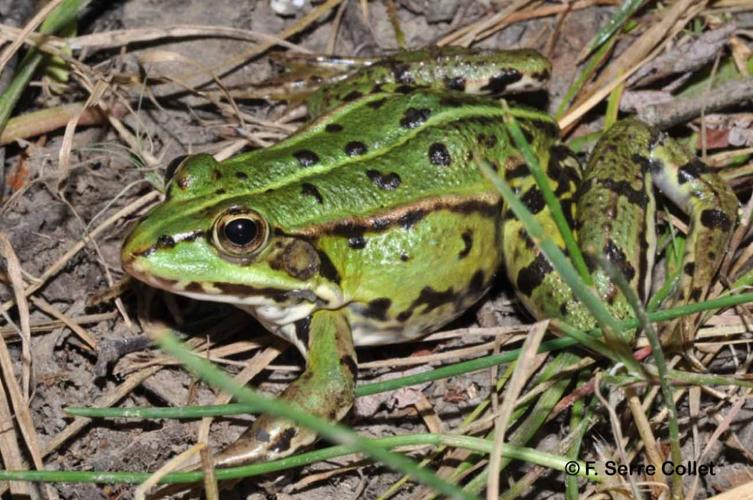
[
  {"xmin": 357, "ymin": 339, "xmax": 510, "ymax": 369},
  {"xmin": 0, "ymin": 233, "xmax": 31, "ymax": 395},
  {"xmin": 172, "ymin": 0, "xmax": 344, "ymax": 91},
  {"xmin": 29, "ymin": 297, "xmax": 96, "ymax": 349},
  {"xmin": 561, "ymin": 0, "xmax": 704, "ymax": 130},
  {"xmin": 472, "ymin": 0, "xmax": 619, "ymax": 43},
  {"xmin": 0, "ymin": 102, "xmax": 122, "ymax": 145},
  {"xmin": 72, "ymin": 25, "xmax": 308, "ymax": 52},
  {"xmin": 0, "ymin": 301, "xmax": 46, "ymax": 487},
  {"xmin": 196, "ymin": 342, "xmax": 286, "ymax": 451},
  {"xmin": 57, "ymin": 80, "xmax": 108, "ymax": 184},
  {"xmin": 0, "ymin": 380, "xmax": 29, "ymax": 496},
  {"xmin": 0, "ymin": 23, "xmax": 308, "ymax": 55},
  {"xmin": 0, "ymin": 0, "xmax": 63, "ymax": 75},
  {"xmin": 594, "ymin": 374, "xmax": 643, "ymax": 499},
  {"xmin": 133, "ymin": 443, "xmax": 206, "ymax": 499},
  {"xmin": 0, "ymin": 312, "xmax": 116, "ymax": 339},
  {"xmin": 487, "ymin": 320, "xmax": 548, "ymax": 499},
  {"xmin": 625, "ymin": 386, "xmax": 666, "ymax": 490},
  {"xmin": 628, "ymin": 22, "xmax": 736, "ymax": 87},
  {"xmin": 438, "ymin": 0, "xmax": 534, "ymax": 46}
]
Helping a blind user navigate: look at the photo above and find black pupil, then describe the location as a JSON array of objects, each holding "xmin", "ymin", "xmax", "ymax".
[{"xmin": 224, "ymin": 218, "xmax": 258, "ymax": 246}]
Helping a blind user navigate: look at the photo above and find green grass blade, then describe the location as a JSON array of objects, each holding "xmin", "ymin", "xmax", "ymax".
[
  {"xmin": 0, "ymin": 433, "xmax": 600, "ymax": 484},
  {"xmin": 154, "ymin": 329, "xmax": 470, "ymax": 498},
  {"xmin": 501, "ymin": 102, "xmax": 592, "ymax": 286},
  {"xmin": 577, "ymin": 0, "xmax": 644, "ymax": 62}
]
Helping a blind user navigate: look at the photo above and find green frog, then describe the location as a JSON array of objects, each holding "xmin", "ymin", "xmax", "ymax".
[{"xmin": 121, "ymin": 46, "xmax": 738, "ymax": 468}]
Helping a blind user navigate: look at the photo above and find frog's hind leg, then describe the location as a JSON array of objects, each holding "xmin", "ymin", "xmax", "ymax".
[
  {"xmin": 213, "ymin": 310, "xmax": 356, "ymax": 468},
  {"xmin": 582, "ymin": 119, "xmax": 738, "ymax": 348},
  {"xmin": 639, "ymin": 121, "xmax": 737, "ymax": 348}
]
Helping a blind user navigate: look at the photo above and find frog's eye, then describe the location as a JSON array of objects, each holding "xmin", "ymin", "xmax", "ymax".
[{"xmin": 213, "ymin": 209, "xmax": 269, "ymax": 256}]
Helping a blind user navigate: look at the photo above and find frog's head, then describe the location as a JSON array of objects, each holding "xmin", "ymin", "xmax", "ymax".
[{"xmin": 121, "ymin": 154, "xmax": 345, "ymax": 326}]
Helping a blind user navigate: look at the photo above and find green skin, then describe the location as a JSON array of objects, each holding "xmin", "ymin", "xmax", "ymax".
[{"xmin": 121, "ymin": 47, "xmax": 738, "ymax": 467}]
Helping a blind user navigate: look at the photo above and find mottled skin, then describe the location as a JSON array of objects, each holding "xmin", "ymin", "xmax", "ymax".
[{"xmin": 121, "ymin": 47, "xmax": 738, "ymax": 467}]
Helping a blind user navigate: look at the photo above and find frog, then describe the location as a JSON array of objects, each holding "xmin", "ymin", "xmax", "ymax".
[{"xmin": 120, "ymin": 46, "xmax": 738, "ymax": 468}]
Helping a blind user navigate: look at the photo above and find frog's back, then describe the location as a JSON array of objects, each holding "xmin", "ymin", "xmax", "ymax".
[
  {"xmin": 217, "ymin": 90, "xmax": 556, "ymax": 234},
  {"xmin": 207, "ymin": 90, "xmax": 555, "ymax": 344}
]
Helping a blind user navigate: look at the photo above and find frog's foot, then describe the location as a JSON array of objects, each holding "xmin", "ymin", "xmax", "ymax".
[
  {"xmin": 641, "ymin": 124, "xmax": 737, "ymax": 350},
  {"xmin": 579, "ymin": 120, "xmax": 736, "ymax": 349},
  {"xmin": 214, "ymin": 310, "xmax": 357, "ymax": 468}
]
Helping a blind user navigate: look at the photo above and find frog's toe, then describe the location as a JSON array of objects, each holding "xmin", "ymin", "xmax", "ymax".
[{"xmin": 213, "ymin": 415, "xmax": 318, "ymax": 468}]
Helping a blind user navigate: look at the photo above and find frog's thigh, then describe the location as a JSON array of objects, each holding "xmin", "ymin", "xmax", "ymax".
[
  {"xmin": 502, "ymin": 145, "xmax": 585, "ymax": 324},
  {"xmin": 213, "ymin": 310, "xmax": 356, "ymax": 468},
  {"xmin": 578, "ymin": 120, "xmax": 658, "ymax": 306}
]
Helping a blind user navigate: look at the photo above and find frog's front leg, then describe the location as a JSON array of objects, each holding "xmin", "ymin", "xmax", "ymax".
[
  {"xmin": 213, "ymin": 310, "xmax": 356, "ymax": 468},
  {"xmin": 586, "ymin": 119, "xmax": 738, "ymax": 349}
]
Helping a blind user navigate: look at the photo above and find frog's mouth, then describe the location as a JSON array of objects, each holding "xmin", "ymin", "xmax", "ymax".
[{"xmin": 124, "ymin": 258, "xmax": 318, "ymax": 303}]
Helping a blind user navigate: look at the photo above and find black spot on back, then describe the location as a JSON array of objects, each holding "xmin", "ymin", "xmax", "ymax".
[
  {"xmin": 445, "ymin": 77, "xmax": 466, "ymax": 91},
  {"xmin": 294, "ymin": 316, "xmax": 311, "ymax": 348},
  {"xmin": 598, "ymin": 178, "xmax": 649, "ymax": 207},
  {"xmin": 301, "ymin": 183, "xmax": 323, "ymax": 204},
  {"xmin": 604, "ymin": 240, "xmax": 636, "ymax": 282},
  {"xmin": 366, "ymin": 170, "xmax": 401, "ymax": 190},
  {"xmin": 234, "ymin": 171, "xmax": 248, "ymax": 179},
  {"xmin": 340, "ymin": 355, "xmax": 358, "ymax": 378},
  {"xmin": 345, "ymin": 141, "xmax": 368, "ymax": 156},
  {"xmin": 520, "ymin": 186, "xmax": 546, "ymax": 214},
  {"xmin": 317, "ymin": 250, "xmax": 341, "ymax": 284},
  {"xmin": 348, "ymin": 235, "xmax": 366, "ymax": 249},
  {"xmin": 391, "ymin": 63, "xmax": 414, "ymax": 84},
  {"xmin": 459, "ymin": 230, "xmax": 473, "ymax": 259},
  {"xmin": 362, "ymin": 298, "xmax": 392, "ymax": 321},
  {"xmin": 343, "ymin": 90, "xmax": 363, "ymax": 102},
  {"xmin": 294, "ymin": 150, "xmax": 319, "ymax": 167},
  {"xmin": 428, "ymin": 143, "xmax": 452, "ymax": 166},
  {"xmin": 325, "ymin": 123, "xmax": 343, "ymax": 133},
  {"xmin": 505, "ymin": 162, "xmax": 529, "ymax": 180},
  {"xmin": 700, "ymin": 208, "xmax": 733, "ymax": 231},
  {"xmin": 677, "ymin": 158, "xmax": 710, "ymax": 184},
  {"xmin": 400, "ymin": 107, "xmax": 431, "ymax": 129},
  {"xmin": 368, "ymin": 97, "xmax": 387, "ymax": 109},
  {"xmin": 399, "ymin": 285, "xmax": 457, "ymax": 320},
  {"xmin": 480, "ymin": 69, "xmax": 522, "ymax": 94},
  {"xmin": 683, "ymin": 262, "xmax": 695, "ymax": 276},
  {"xmin": 516, "ymin": 253, "xmax": 553, "ymax": 296}
]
